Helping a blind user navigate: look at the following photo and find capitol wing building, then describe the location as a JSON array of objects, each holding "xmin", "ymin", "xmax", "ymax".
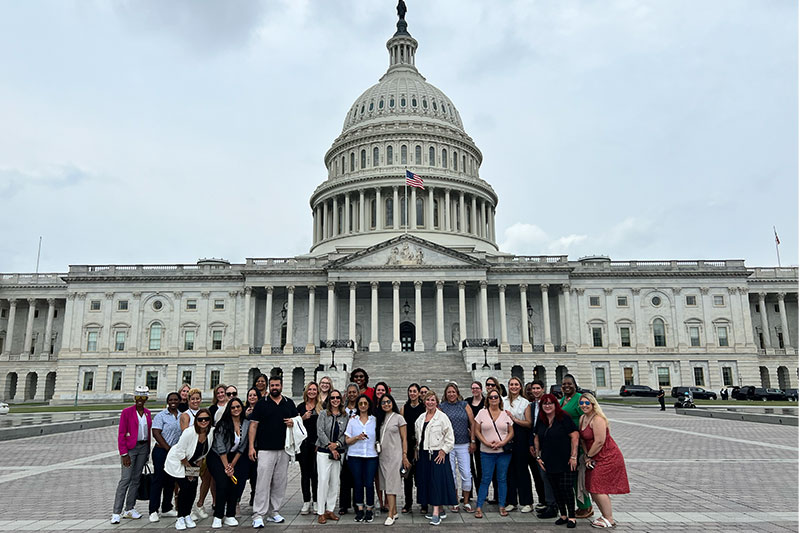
[{"xmin": 0, "ymin": 14, "xmax": 797, "ymax": 403}]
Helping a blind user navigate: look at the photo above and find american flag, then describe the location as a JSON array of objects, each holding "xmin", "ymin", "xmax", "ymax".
[
  {"xmin": 774, "ymin": 227, "xmax": 780, "ymax": 245},
  {"xmin": 405, "ymin": 170, "xmax": 425, "ymax": 189}
]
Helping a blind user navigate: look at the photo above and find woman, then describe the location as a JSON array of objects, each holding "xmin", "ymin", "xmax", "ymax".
[
  {"xmin": 244, "ymin": 388, "xmax": 259, "ymax": 418},
  {"xmin": 177, "ymin": 383, "xmax": 191, "ymax": 413},
  {"xmin": 345, "ymin": 394, "xmax": 379, "ymax": 523},
  {"xmin": 318, "ymin": 376, "xmax": 333, "ymax": 408},
  {"xmin": 473, "ymin": 388, "xmax": 513, "ymax": 518},
  {"xmin": 400, "ymin": 383, "xmax": 424, "ymax": 514},
  {"xmin": 439, "ymin": 382, "xmax": 475, "ymax": 512},
  {"xmin": 207, "ymin": 398, "xmax": 250, "ymax": 528},
  {"xmin": 338, "ymin": 383, "xmax": 360, "ymax": 515},
  {"xmin": 149, "ymin": 392, "xmax": 181, "ymax": 522},
  {"xmin": 376, "ymin": 394, "xmax": 410, "ymax": 525},
  {"xmin": 414, "ymin": 391, "xmax": 457, "ymax": 525},
  {"xmin": 372, "ymin": 381, "xmax": 390, "ymax": 512},
  {"xmin": 252, "ymin": 373, "xmax": 268, "ymax": 399},
  {"xmin": 373, "ymin": 382, "xmax": 390, "ymax": 414},
  {"xmin": 243, "ymin": 387, "xmax": 260, "ymax": 507},
  {"xmin": 504, "ymin": 377, "xmax": 534, "ymax": 513},
  {"xmin": 578, "ymin": 394, "xmax": 629, "ymax": 528},
  {"xmin": 165, "ymin": 408, "xmax": 214, "ymax": 531},
  {"xmin": 316, "ymin": 389, "xmax": 348, "ymax": 524},
  {"xmin": 208, "ymin": 384, "xmax": 229, "ymax": 423},
  {"xmin": 559, "ymin": 374, "xmax": 593, "ymax": 519},
  {"xmin": 467, "ymin": 381, "xmax": 484, "ymax": 504},
  {"xmin": 197, "ymin": 384, "xmax": 228, "ymax": 518},
  {"xmin": 111, "ymin": 386, "xmax": 151, "ymax": 524},
  {"xmin": 350, "ymin": 368, "xmax": 374, "ymax": 401},
  {"xmin": 533, "ymin": 394, "xmax": 579, "ymax": 528},
  {"xmin": 299, "ymin": 382, "xmax": 322, "ymax": 514},
  {"xmin": 179, "ymin": 388, "xmax": 202, "ymax": 431}
]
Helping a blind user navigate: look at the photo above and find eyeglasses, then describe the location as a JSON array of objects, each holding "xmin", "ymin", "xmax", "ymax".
[
  {"xmin": 196, "ymin": 417, "xmax": 211, "ymax": 422},
  {"xmin": 231, "ymin": 404, "xmax": 242, "ymax": 409},
  {"xmin": 488, "ymin": 395, "xmax": 500, "ymax": 400},
  {"xmin": 542, "ymin": 401, "xmax": 555, "ymax": 406},
  {"xmin": 381, "ymin": 400, "xmax": 392, "ymax": 405},
  {"xmin": 330, "ymin": 396, "xmax": 342, "ymax": 400},
  {"xmin": 578, "ymin": 401, "xmax": 592, "ymax": 406},
  {"xmin": 226, "ymin": 392, "xmax": 237, "ymax": 397}
]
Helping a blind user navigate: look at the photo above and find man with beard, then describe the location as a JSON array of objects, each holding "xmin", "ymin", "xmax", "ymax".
[{"xmin": 248, "ymin": 375, "xmax": 299, "ymax": 528}]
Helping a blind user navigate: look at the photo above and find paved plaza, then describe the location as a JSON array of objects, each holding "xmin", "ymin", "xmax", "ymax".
[{"xmin": 0, "ymin": 404, "xmax": 796, "ymax": 532}]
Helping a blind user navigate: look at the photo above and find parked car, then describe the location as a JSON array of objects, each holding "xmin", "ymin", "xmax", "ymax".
[
  {"xmin": 733, "ymin": 386, "xmax": 770, "ymax": 401},
  {"xmin": 549, "ymin": 385, "xmax": 596, "ymax": 399},
  {"xmin": 619, "ymin": 385, "xmax": 660, "ymax": 397},
  {"xmin": 784, "ymin": 388, "xmax": 798, "ymax": 401},
  {"xmin": 670, "ymin": 386, "xmax": 717, "ymax": 400},
  {"xmin": 764, "ymin": 388, "xmax": 787, "ymax": 401},
  {"xmin": 0, "ymin": 402, "xmax": 9, "ymax": 415}
]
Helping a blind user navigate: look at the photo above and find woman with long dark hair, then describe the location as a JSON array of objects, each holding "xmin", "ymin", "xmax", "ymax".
[
  {"xmin": 243, "ymin": 387, "xmax": 260, "ymax": 507},
  {"xmin": 315, "ymin": 389, "xmax": 348, "ymax": 523},
  {"xmin": 400, "ymin": 383, "xmax": 424, "ymax": 514},
  {"xmin": 376, "ymin": 393, "xmax": 410, "ymax": 525},
  {"xmin": 207, "ymin": 398, "xmax": 250, "ymax": 528},
  {"xmin": 251, "ymin": 373, "xmax": 268, "ymax": 399},
  {"xmin": 345, "ymin": 394, "xmax": 379, "ymax": 523}
]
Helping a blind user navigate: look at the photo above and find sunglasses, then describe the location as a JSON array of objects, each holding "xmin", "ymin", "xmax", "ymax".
[
  {"xmin": 196, "ymin": 417, "xmax": 211, "ymax": 422},
  {"xmin": 231, "ymin": 404, "xmax": 242, "ymax": 409},
  {"xmin": 578, "ymin": 401, "xmax": 592, "ymax": 406},
  {"xmin": 488, "ymin": 396, "xmax": 500, "ymax": 400},
  {"xmin": 330, "ymin": 396, "xmax": 342, "ymax": 400},
  {"xmin": 226, "ymin": 392, "xmax": 237, "ymax": 397},
  {"xmin": 134, "ymin": 396, "xmax": 148, "ymax": 400},
  {"xmin": 381, "ymin": 400, "xmax": 392, "ymax": 405}
]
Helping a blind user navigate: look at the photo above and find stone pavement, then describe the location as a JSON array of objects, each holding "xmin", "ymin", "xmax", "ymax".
[{"xmin": 0, "ymin": 404, "xmax": 796, "ymax": 532}]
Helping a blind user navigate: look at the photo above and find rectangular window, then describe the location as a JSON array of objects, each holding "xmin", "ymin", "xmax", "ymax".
[
  {"xmin": 657, "ymin": 367, "xmax": 671, "ymax": 387},
  {"xmin": 685, "ymin": 295, "xmax": 697, "ymax": 306},
  {"xmin": 181, "ymin": 370, "xmax": 193, "ymax": 386},
  {"xmin": 184, "ymin": 330, "xmax": 195, "ymax": 351},
  {"xmin": 594, "ymin": 367, "xmax": 607, "ymax": 388},
  {"xmin": 0, "ymin": 309, "xmax": 6, "ymax": 318},
  {"xmin": 717, "ymin": 326, "xmax": 729, "ymax": 347},
  {"xmin": 693, "ymin": 367, "xmax": 705, "ymax": 386},
  {"xmin": 620, "ymin": 327, "xmax": 631, "ymax": 347},
  {"xmin": 592, "ymin": 327, "xmax": 603, "ymax": 347},
  {"xmin": 54, "ymin": 310, "xmax": 58, "ymax": 318},
  {"xmin": 34, "ymin": 310, "xmax": 39, "ymax": 318},
  {"xmin": 713, "ymin": 295, "xmax": 725, "ymax": 306},
  {"xmin": 774, "ymin": 304, "xmax": 780, "ymax": 313},
  {"xmin": 778, "ymin": 332, "xmax": 785, "ymax": 349},
  {"xmin": 149, "ymin": 325, "xmax": 162, "ymax": 351},
  {"xmin": 186, "ymin": 299, "xmax": 197, "ymax": 310},
  {"xmin": 755, "ymin": 303, "xmax": 760, "ymax": 313},
  {"xmin": 90, "ymin": 300, "xmax": 101, "ymax": 311},
  {"xmin": 213, "ymin": 299, "xmax": 225, "ymax": 310},
  {"xmin": 83, "ymin": 371, "xmax": 95, "ymax": 391},
  {"xmin": 616, "ymin": 296, "xmax": 628, "ymax": 307},
  {"xmin": 111, "ymin": 371, "xmax": 122, "ymax": 391},
  {"xmin": 722, "ymin": 367, "xmax": 733, "ymax": 387},
  {"xmin": 86, "ymin": 331, "xmax": 98, "ymax": 352},
  {"xmin": 210, "ymin": 370, "xmax": 221, "ymax": 389},
  {"xmin": 689, "ymin": 326, "xmax": 701, "ymax": 347},
  {"xmin": 115, "ymin": 331, "xmax": 125, "ymax": 352},
  {"xmin": 146, "ymin": 371, "xmax": 159, "ymax": 391},
  {"xmin": 117, "ymin": 300, "xmax": 129, "ymax": 311},
  {"xmin": 212, "ymin": 330, "xmax": 223, "ymax": 350},
  {"xmin": 759, "ymin": 332, "xmax": 765, "ymax": 349},
  {"xmin": 589, "ymin": 296, "xmax": 601, "ymax": 307},
  {"xmin": 623, "ymin": 367, "xmax": 634, "ymax": 386}
]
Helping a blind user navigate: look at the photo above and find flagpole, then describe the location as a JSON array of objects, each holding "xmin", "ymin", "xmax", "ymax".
[
  {"xmin": 35, "ymin": 236, "xmax": 42, "ymax": 274},
  {"xmin": 774, "ymin": 226, "xmax": 781, "ymax": 267},
  {"xmin": 404, "ymin": 167, "xmax": 408, "ymax": 234}
]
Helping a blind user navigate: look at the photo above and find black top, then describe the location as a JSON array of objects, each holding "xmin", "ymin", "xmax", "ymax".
[
  {"xmin": 177, "ymin": 402, "xmax": 189, "ymax": 413},
  {"xmin": 420, "ymin": 421, "xmax": 429, "ymax": 452},
  {"xmin": 300, "ymin": 403, "xmax": 319, "ymax": 449},
  {"xmin": 534, "ymin": 416, "xmax": 578, "ymax": 474},
  {"xmin": 189, "ymin": 438, "xmax": 208, "ymax": 466},
  {"xmin": 251, "ymin": 395, "xmax": 299, "ymax": 451},
  {"xmin": 468, "ymin": 398, "xmax": 484, "ymax": 419},
  {"xmin": 403, "ymin": 402, "xmax": 425, "ymax": 451}
]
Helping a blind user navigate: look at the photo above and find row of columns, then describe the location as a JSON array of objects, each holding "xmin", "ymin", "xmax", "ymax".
[
  {"xmin": 757, "ymin": 292, "xmax": 793, "ymax": 350},
  {"xmin": 312, "ymin": 186, "xmax": 496, "ymax": 244},
  {"xmin": 1, "ymin": 298, "xmax": 57, "ymax": 356}
]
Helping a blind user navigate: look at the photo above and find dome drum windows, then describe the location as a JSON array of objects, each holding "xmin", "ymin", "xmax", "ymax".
[
  {"xmin": 373, "ymin": 147, "xmax": 379, "ymax": 167},
  {"xmin": 422, "ymin": 97, "xmax": 428, "ymax": 109},
  {"xmin": 441, "ymin": 148, "xmax": 448, "ymax": 169},
  {"xmin": 401, "ymin": 145, "xmax": 407, "ymax": 165},
  {"xmin": 415, "ymin": 145, "xmax": 422, "ymax": 165},
  {"xmin": 389, "ymin": 96, "xmax": 395, "ymax": 108},
  {"xmin": 400, "ymin": 96, "xmax": 406, "ymax": 107},
  {"xmin": 360, "ymin": 149, "xmax": 366, "ymax": 169},
  {"xmin": 428, "ymin": 146, "xmax": 435, "ymax": 166},
  {"xmin": 432, "ymin": 101, "xmax": 438, "ymax": 111},
  {"xmin": 387, "ymin": 145, "xmax": 394, "ymax": 165},
  {"xmin": 350, "ymin": 152, "xmax": 355, "ymax": 172},
  {"xmin": 379, "ymin": 98, "xmax": 385, "ymax": 109},
  {"xmin": 369, "ymin": 100, "xmax": 374, "ymax": 111},
  {"xmin": 412, "ymin": 96, "xmax": 417, "ymax": 107}
]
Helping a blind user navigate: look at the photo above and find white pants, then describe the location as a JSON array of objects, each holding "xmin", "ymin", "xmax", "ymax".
[
  {"xmin": 316, "ymin": 451, "xmax": 342, "ymax": 514},
  {"xmin": 450, "ymin": 443, "xmax": 472, "ymax": 492},
  {"xmin": 252, "ymin": 450, "xmax": 290, "ymax": 520}
]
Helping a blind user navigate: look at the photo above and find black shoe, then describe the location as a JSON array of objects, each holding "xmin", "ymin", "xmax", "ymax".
[
  {"xmin": 567, "ymin": 520, "xmax": 577, "ymax": 529},
  {"xmin": 537, "ymin": 508, "xmax": 558, "ymax": 519},
  {"xmin": 339, "ymin": 508, "xmax": 348, "ymax": 516},
  {"xmin": 420, "ymin": 506, "xmax": 428, "ymax": 514},
  {"xmin": 555, "ymin": 517, "xmax": 568, "ymax": 525},
  {"xmin": 365, "ymin": 510, "xmax": 374, "ymax": 523},
  {"xmin": 535, "ymin": 504, "xmax": 548, "ymax": 512},
  {"xmin": 354, "ymin": 509, "xmax": 364, "ymax": 522}
]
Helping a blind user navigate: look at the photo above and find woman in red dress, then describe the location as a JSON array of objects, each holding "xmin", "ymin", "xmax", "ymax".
[{"xmin": 578, "ymin": 393, "xmax": 629, "ymax": 528}]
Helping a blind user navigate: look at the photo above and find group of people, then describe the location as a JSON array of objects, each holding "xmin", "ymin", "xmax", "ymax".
[{"xmin": 112, "ymin": 371, "xmax": 629, "ymax": 529}]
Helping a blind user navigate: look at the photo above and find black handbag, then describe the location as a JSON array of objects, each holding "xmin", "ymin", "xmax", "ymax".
[{"xmin": 136, "ymin": 463, "xmax": 152, "ymax": 500}]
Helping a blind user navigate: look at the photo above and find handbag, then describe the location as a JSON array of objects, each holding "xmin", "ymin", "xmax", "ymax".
[
  {"xmin": 375, "ymin": 413, "xmax": 394, "ymax": 455},
  {"xmin": 490, "ymin": 412, "xmax": 513, "ymax": 453},
  {"xmin": 136, "ymin": 464, "xmax": 152, "ymax": 500},
  {"xmin": 184, "ymin": 465, "xmax": 201, "ymax": 478}
]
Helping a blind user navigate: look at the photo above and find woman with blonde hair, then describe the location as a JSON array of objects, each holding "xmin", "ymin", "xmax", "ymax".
[
  {"xmin": 504, "ymin": 376, "xmax": 534, "ymax": 513},
  {"xmin": 414, "ymin": 391, "xmax": 457, "ymax": 525},
  {"xmin": 439, "ymin": 382, "xmax": 475, "ymax": 512},
  {"xmin": 299, "ymin": 381, "xmax": 323, "ymax": 514},
  {"xmin": 578, "ymin": 393, "xmax": 629, "ymax": 528}
]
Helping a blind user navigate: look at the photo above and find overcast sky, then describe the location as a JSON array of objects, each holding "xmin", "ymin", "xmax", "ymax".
[{"xmin": 0, "ymin": 0, "xmax": 796, "ymax": 273}]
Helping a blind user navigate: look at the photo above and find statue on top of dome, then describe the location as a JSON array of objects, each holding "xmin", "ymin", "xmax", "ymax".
[{"xmin": 397, "ymin": 0, "xmax": 407, "ymax": 21}]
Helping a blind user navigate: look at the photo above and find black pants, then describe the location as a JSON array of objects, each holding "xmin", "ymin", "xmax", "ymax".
[
  {"xmin": 339, "ymin": 454, "xmax": 355, "ymax": 511},
  {"xmin": 547, "ymin": 471, "xmax": 577, "ymax": 519},
  {"xmin": 402, "ymin": 458, "xmax": 418, "ymax": 510},
  {"xmin": 176, "ymin": 476, "xmax": 199, "ymax": 517},
  {"xmin": 298, "ymin": 441, "xmax": 318, "ymax": 502},
  {"xmin": 506, "ymin": 426, "xmax": 533, "ymax": 506},
  {"xmin": 149, "ymin": 446, "xmax": 176, "ymax": 514},
  {"xmin": 658, "ymin": 397, "xmax": 665, "ymax": 410},
  {"xmin": 206, "ymin": 452, "xmax": 238, "ymax": 518},
  {"xmin": 529, "ymin": 450, "xmax": 546, "ymax": 505}
]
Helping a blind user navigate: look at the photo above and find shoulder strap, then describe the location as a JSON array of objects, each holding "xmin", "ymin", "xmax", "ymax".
[
  {"xmin": 489, "ymin": 410, "xmax": 504, "ymax": 441},
  {"xmin": 379, "ymin": 413, "xmax": 393, "ymax": 442}
]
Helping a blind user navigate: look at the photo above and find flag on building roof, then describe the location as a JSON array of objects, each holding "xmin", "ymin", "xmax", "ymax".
[
  {"xmin": 405, "ymin": 170, "xmax": 425, "ymax": 189},
  {"xmin": 774, "ymin": 227, "xmax": 780, "ymax": 245}
]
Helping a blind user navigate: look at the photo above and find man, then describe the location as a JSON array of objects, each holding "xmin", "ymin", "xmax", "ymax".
[
  {"xmin": 149, "ymin": 392, "xmax": 181, "ymax": 522},
  {"xmin": 657, "ymin": 388, "xmax": 666, "ymax": 411},
  {"xmin": 112, "ymin": 385, "xmax": 152, "ymax": 524},
  {"xmin": 526, "ymin": 380, "xmax": 557, "ymax": 519},
  {"xmin": 248, "ymin": 375, "xmax": 299, "ymax": 528}
]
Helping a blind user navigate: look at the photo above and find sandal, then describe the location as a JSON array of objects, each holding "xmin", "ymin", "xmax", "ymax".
[
  {"xmin": 474, "ymin": 509, "xmax": 483, "ymax": 519},
  {"xmin": 463, "ymin": 503, "xmax": 474, "ymax": 513},
  {"xmin": 591, "ymin": 517, "xmax": 615, "ymax": 528},
  {"xmin": 499, "ymin": 507, "xmax": 509, "ymax": 517},
  {"xmin": 401, "ymin": 507, "xmax": 410, "ymax": 514}
]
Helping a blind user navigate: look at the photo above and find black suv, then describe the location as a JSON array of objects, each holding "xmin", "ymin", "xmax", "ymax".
[
  {"xmin": 764, "ymin": 388, "xmax": 787, "ymax": 401},
  {"xmin": 619, "ymin": 385, "xmax": 660, "ymax": 397},
  {"xmin": 671, "ymin": 386, "xmax": 717, "ymax": 400},
  {"xmin": 733, "ymin": 386, "xmax": 770, "ymax": 401},
  {"xmin": 784, "ymin": 389, "xmax": 798, "ymax": 401}
]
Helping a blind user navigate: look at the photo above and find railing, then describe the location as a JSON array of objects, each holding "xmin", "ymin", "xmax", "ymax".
[
  {"xmin": 0, "ymin": 273, "xmax": 66, "ymax": 285},
  {"xmin": 508, "ymin": 344, "xmax": 523, "ymax": 352},
  {"xmin": 321, "ymin": 340, "xmax": 355, "ymax": 348},
  {"xmin": 748, "ymin": 267, "xmax": 799, "ymax": 279},
  {"xmin": 246, "ymin": 257, "xmax": 322, "ymax": 268},
  {"xmin": 579, "ymin": 259, "xmax": 747, "ymax": 270},
  {"xmin": 774, "ymin": 348, "xmax": 787, "ymax": 355},
  {"xmin": 532, "ymin": 344, "xmax": 545, "ymax": 353},
  {"xmin": 462, "ymin": 338, "xmax": 498, "ymax": 348},
  {"xmin": 69, "ymin": 264, "xmax": 242, "ymax": 275},
  {"xmin": 293, "ymin": 346, "xmax": 307, "ymax": 354},
  {"xmin": 249, "ymin": 346, "xmax": 262, "ymax": 355},
  {"xmin": 553, "ymin": 345, "xmax": 567, "ymax": 352},
  {"xmin": 497, "ymin": 255, "xmax": 568, "ymax": 264},
  {"xmin": 271, "ymin": 347, "xmax": 284, "ymax": 354}
]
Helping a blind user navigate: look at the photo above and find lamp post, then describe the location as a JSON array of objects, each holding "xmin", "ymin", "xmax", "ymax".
[
  {"xmin": 329, "ymin": 341, "xmax": 337, "ymax": 370},
  {"xmin": 482, "ymin": 340, "xmax": 490, "ymax": 370}
]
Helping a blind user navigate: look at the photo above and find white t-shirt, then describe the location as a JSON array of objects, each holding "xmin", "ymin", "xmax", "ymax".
[
  {"xmin": 137, "ymin": 411, "xmax": 149, "ymax": 441},
  {"xmin": 345, "ymin": 415, "xmax": 378, "ymax": 458}
]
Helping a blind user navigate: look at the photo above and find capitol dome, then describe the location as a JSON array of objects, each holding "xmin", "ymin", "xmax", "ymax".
[{"xmin": 308, "ymin": 14, "xmax": 499, "ymax": 256}]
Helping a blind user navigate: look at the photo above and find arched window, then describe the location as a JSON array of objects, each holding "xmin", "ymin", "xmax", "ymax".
[
  {"xmin": 441, "ymin": 148, "xmax": 448, "ymax": 169},
  {"xmin": 453, "ymin": 150, "xmax": 458, "ymax": 171},
  {"xmin": 360, "ymin": 149, "xmax": 366, "ymax": 169},
  {"xmin": 463, "ymin": 155, "xmax": 466, "ymax": 173},
  {"xmin": 369, "ymin": 100, "xmax": 374, "ymax": 111},
  {"xmin": 387, "ymin": 146, "xmax": 393, "ymax": 165},
  {"xmin": 385, "ymin": 197, "xmax": 393, "ymax": 227},
  {"xmin": 415, "ymin": 145, "xmax": 422, "ymax": 165},
  {"xmin": 149, "ymin": 323, "xmax": 162, "ymax": 351},
  {"xmin": 422, "ymin": 97, "xmax": 428, "ymax": 109},
  {"xmin": 429, "ymin": 147, "xmax": 435, "ymax": 166},
  {"xmin": 334, "ymin": 159, "xmax": 339, "ymax": 176},
  {"xmin": 360, "ymin": 104, "xmax": 364, "ymax": 115},
  {"xmin": 401, "ymin": 145, "xmax": 407, "ymax": 165},
  {"xmin": 373, "ymin": 147, "xmax": 379, "ymax": 167},
  {"xmin": 379, "ymin": 98, "xmax": 384, "ymax": 109},
  {"xmin": 433, "ymin": 199, "xmax": 440, "ymax": 228},
  {"xmin": 416, "ymin": 196, "xmax": 424, "ymax": 227},
  {"xmin": 412, "ymin": 96, "xmax": 417, "ymax": 107},
  {"xmin": 370, "ymin": 199, "xmax": 376, "ymax": 228},
  {"xmin": 400, "ymin": 196, "xmax": 407, "ymax": 227},
  {"xmin": 389, "ymin": 96, "xmax": 395, "ymax": 108},
  {"xmin": 433, "ymin": 100, "xmax": 438, "ymax": 111},
  {"xmin": 350, "ymin": 152, "xmax": 355, "ymax": 172},
  {"xmin": 653, "ymin": 319, "xmax": 666, "ymax": 347},
  {"xmin": 400, "ymin": 96, "xmax": 406, "ymax": 107}
]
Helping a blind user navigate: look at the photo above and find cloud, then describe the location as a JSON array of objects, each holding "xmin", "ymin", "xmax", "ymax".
[
  {"xmin": 0, "ymin": 164, "xmax": 94, "ymax": 198},
  {"xmin": 500, "ymin": 222, "xmax": 588, "ymax": 256}
]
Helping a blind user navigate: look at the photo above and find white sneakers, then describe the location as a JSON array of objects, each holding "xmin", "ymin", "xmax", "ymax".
[
  {"xmin": 212, "ymin": 517, "xmax": 223, "ymax": 528},
  {"xmin": 312, "ymin": 501, "xmax": 318, "ymax": 514},
  {"xmin": 505, "ymin": 504, "xmax": 516, "ymax": 512},
  {"xmin": 110, "ymin": 514, "xmax": 121, "ymax": 524},
  {"xmin": 149, "ymin": 512, "xmax": 160, "ymax": 522},
  {"xmin": 122, "ymin": 509, "xmax": 142, "ymax": 519},
  {"xmin": 384, "ymin": 515, "xmax": 396, "ymax": 526},
  {"xmin": 270, "ymin": 513, "xmax": 285, "ymax": 523},
  {"xmin": 163, "ymin": 509, "xmax": 179, "ymax": 517},
  {"xmin": 520, "ymin": 505, "xmax": 533, "ymax": 513},
  {"xmin": 192, "ymin": 506, "xmax": 209, "ymax": 520},
  {"xmin": 301, "ymin": 502, "xmax": 311, "ymax": 515},
  {"xmin": 175, "ymin": 517, "xmax": 187, "ymax": 530},
  {"xmin": 224, "ymin": 517, "xmax": 239, "ymax": 526},
  {"xmin": 184, "ymin": 515, "xmax": 197, "ymax": 528},
  {"xmin": 253, "ymin": 516, "xmax": 265, "ymax": 528}
]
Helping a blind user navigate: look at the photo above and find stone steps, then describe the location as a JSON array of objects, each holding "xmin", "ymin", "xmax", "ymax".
[{"xmin": 352, "ymin": 350, "xmax": 474, "ymax": 395}]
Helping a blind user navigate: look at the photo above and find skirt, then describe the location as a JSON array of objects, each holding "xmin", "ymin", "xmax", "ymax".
[{"xmin": 416, "ymin": 449, "xmax": 458, "ymax": 506}]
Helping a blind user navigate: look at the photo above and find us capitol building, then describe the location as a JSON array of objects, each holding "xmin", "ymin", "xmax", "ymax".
[{"xmin": 1, "ymin": 11, "xmax": 797, "ymax": 403}]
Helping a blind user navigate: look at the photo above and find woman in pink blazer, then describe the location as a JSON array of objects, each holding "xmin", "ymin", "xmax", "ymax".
[{"xmin": 112, "ymin": 386, "xmax": 153, "ymax": 524}]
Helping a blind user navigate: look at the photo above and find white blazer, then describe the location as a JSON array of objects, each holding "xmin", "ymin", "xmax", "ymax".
[{"xmin": 164, "ymin": 426, "xmax": 215, "ymax": 478}]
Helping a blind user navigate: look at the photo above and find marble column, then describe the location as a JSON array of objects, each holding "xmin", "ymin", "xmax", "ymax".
[
  {"xmin": 392, "ymin": 281, "xmax": 401, "ymax": 351},
  {"xmin": 370, "ymin": 282, "xmax": 380, "ymax": 352},
  {"xmin": 490, "ymin": 207, "xmax": 496, "ymax": 241},
  {"xmin": 326, "ymin": 283, "xmax": 336, "ymax": 342},
  {"xmin": 349, "ymin": 282, "xmax": 357, "ymax": 348},
  {"xmin": 471, "ymin": 196, "xmax": 478, "ymax": 235},
  {"xmin": 739, "ymin": 288, "xmax": 756, "ymax": 347},
  {"xmin": 498, "ymin": 284, "xmax": 509, "ymax": 351},
  {"xmin": 479, "ymin": 281, "xmax": 489, "ymax": 338},
  {"xmin": 242, "ymin": 287, "xmax": 251, "ymax": 349},
  {"xmin": 414, "ymin": 281, "xmax": 425, "ymax": 351},
  {"xmin": 344, "ymin": 193, "xmax": 351, "ymax": 234},
  {"xmin": 444, "ymin": 189, "xmax": 451, "ymax": 232},
  {"xmin": 700, "ymin": 288, "xmax": 715, "ymax": 347},
  {"xmin": 322, "ymin": 201, "xmax": 329, "ymax": 239},
  {"xmin": 332, "ymin": 196, "xmax": 339, "ymax": 236},
  {"xmin": 435, "ymin": 281, "xmax": 446, "ymax": 351},
  {"xmin": 359, "ymin": 189, "xmax": 366, "ymax": 233},
  {"xmin": 777, "ymin": 292, "xmax": 792, "ymax": 349},
  {"xmin": 393, "ymin": 187, "xmax": 399, "ymax": 229},
  {"xmin": 263, "ymin": 287, "xmax": 273, "ymax": 351},
  {"xmin": 758, "ymin": 292, "xmax": 772, "ymax": 349},
  {"xmin": 44, "ymin": 299, "xmax": 56, "ymax": 356},
  {"xmin": 23, "ymin": 298, "xmax": 36, "ymax": 355},
  {"xmin": 375, "ymin": 187, "xmax": 383, "ymax": 230},
  {"xmin": 306, "ymin": 287, "xmax": 316, "ymax": 353},
  {"xmin": 562, "ymin": 284, "xmax": 573, "ymax": 350},
  {"xmin": 410, "ymin": 187, "xmax": 416, "ymax": 229},
  {"xmin": 480, "ymin": 200, "xmax": 487, "ymax": 238},
  {"xmin": 541, "ymin": 285, "xmax": 552, "ymax": 351},
  {"xmin": 673, "ymin": 287, "xmax": 686, "ymax": 349},
  {"xmin": 283, "ymin": 286, "xmax": 295, "ymax": 354},
  {"xmin": 428, "ymin": 187, "xmax": 434, "ymax": 230},
  {"xmin": 520, "ymin": 284, "xmax": 532, "ymax": 352},
  {"xmin": 458, "ymin": 281, "xmax": 467, "ymax": 349},
  {"xmin": 459, "ymin": 192, "xmax": 466, "ymax": 232}
]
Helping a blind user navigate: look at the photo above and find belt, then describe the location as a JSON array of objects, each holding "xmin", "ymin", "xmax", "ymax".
[{"xmin": 137, "ymin": 440, "xmax": 149, "ymax": 444}]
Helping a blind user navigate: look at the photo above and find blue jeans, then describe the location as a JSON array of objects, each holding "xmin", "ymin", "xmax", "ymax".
[
  {"xmin": 476, "ymin": 451, "xmax": 510, "ymax": 509},
  {"xmin": 347, "ymin": 456, "xmax": 378, "ymax": 508}
]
